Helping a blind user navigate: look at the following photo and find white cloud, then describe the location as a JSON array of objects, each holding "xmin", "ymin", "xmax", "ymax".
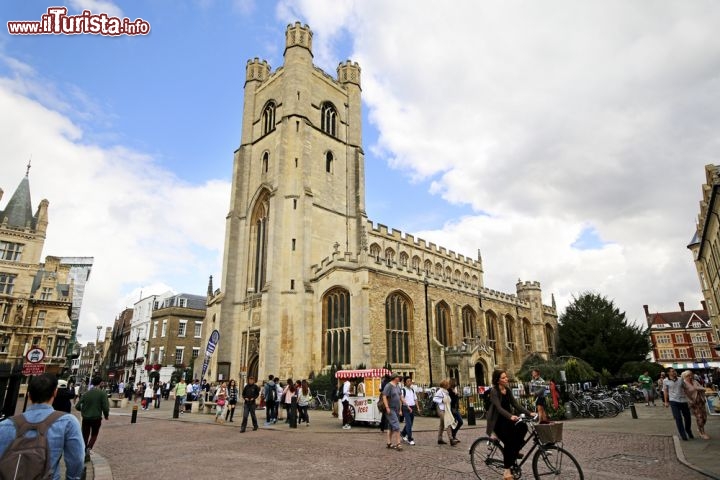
[
  {"xmin": 0, "ymin": 65, "xmax": 228, "ymax": 343},
  {"xmin": 68, "ymin": 0, "xmax": 123, "ymax": 18},
  {"xmin": 284, "ymin": 0, "xmax": 718, "ymax": 324}
]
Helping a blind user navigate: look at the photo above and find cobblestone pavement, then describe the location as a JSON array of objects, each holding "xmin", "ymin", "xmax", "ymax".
[{"xmin": 86, "ymin": 402, "xmax": 715, "ymax": 480}]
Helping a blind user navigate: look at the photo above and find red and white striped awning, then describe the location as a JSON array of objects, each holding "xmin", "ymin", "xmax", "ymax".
[{"xmin": 335, "ymin": 369, "xmax": 391, "ymax": 379}]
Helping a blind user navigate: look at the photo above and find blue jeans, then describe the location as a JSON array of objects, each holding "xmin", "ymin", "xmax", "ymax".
[
  {"xmin": 400, "ymin": 405, "xmax": 414, "ymax": 440},
  {"xmin": 669, "ymin": 401, "xmax": 693, "ymax": 439},
  {"xmin": 451, "ymin": 408, "xmax": 463, "ymax": 438}
]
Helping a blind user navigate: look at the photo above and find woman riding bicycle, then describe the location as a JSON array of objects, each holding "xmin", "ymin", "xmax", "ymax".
[{"xmin": 486, "ymin": 369, "xmax": 534, "ymax": 480}]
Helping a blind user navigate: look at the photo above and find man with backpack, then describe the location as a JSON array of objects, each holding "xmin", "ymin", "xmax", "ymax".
[
  {"xmin": 263, "ymin": 375, "xmax": 277, "ymax": 426},
  {"xmin": 0, "ymin": 373, "xmax": 84, "ymax": 479}
]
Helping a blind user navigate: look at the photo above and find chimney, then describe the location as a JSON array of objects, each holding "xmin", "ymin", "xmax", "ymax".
[
  {"xmin": 701, "ymin": 300, "xmax": 707, "ymax": 311},
  {"xmin": 679, "ymin": 301, "xmax": 685, "ymax": 312},
  {"xmin": 643, "ymin": 305, "xmax": 649, "ymax": 316}
]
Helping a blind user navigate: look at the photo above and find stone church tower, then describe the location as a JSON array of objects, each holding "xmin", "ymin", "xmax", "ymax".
[{"xmin": 202, "ymin": 23, "xmax": 558, "ymax": 387}]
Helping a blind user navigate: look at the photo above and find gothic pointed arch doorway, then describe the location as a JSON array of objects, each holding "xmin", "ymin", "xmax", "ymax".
[
  {"xmin": 248, "ymin": 354, "xmax": 259, "ymax": 381},
  {"xmin": 475, "ymin": 362, "xmax": 487, "ymax": 387}
]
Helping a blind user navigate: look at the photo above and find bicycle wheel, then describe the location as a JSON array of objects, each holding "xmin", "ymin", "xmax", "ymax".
[
  {"xmin": 308, "ymin": 398, "xmax": 318, "ymax": 410},
  {"xmin": 470, "ymin": 436, "xmax": 506, "ymax": 480},
  {"xmin": 532, "ymin": 445, "xmax": 583, "ymax": 479}
]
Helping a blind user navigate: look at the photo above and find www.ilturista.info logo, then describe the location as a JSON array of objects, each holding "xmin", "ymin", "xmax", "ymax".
[{"xmin": 7, "ymin": 7, "xmax": 151, "ymax": 36}]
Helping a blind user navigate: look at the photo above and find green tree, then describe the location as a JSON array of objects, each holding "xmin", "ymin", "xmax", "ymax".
[{"xmin": 557, "ymin": 292, "xmax": 651, "ymax": 375}]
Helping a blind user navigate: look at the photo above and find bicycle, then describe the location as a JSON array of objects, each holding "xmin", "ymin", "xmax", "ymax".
[
  {"xmin": 309, "ymin": 392, "xmax": 332, "ymax": 411},
  {"xmin": 469, "ymin": 415, "xmax": 583, "ymax": 479}
]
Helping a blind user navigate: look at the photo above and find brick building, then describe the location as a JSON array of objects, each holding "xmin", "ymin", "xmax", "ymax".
[{"xmin": 645, "ymin": 301, "xmax": 720, "ymax": 370}]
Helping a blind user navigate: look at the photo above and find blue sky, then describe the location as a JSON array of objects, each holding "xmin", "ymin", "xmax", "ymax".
[{"xmin": 2, "ymin": 1, "xmax": 718, "ymax": 344}]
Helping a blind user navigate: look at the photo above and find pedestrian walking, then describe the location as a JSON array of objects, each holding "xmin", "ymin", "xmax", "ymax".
[
  {"xmin": 76, "ymin": 376, "xmax": 110, "ymax": 461},
  {"xmin": 297, "ymin": 380, "xmax": 311, "ymax": 426},
  {"xmin": 663, "ymin": 367, "xmax": 694, "ymax": 440},
  {"xmin": 174, "ymin": 378, "xmax": 187, "ymax": 415},
  {"xmin": 225, "ymin": 379, "xmax": 239, "ymax": 422},
  {"xmin": 400, "ymin": 376, "xmax": 417, "ymax": 445},
  {"xmin": 263, "ymin": 375, "xmax": 277, "ymax": 425},
  {"xmin": 0, "ymin": 374, "xmax": 84, "ymax": 479},
  {"xmin": 448, "ymin": 378, "xmax": 463, "ymax": 443},
  {"xmin": 341, "ymin": 378, "xmax": 352, "ymax": 430},
  {"xmin": 530, "ymin": 368, "xmax": 548, "ymax": 423},
  {"xmin": 143, "ymin": 382, "xmax": 153, "ymax": 410},
  {"xmin": 432, "ymin": 379, "xmax": 458, "ymax": 446},
  {"xmin": 215, "ymin": 381, "xmax": 228, "ymax": 424},
  {"xmin": 682, "ymin": 370, "xmax": 710, "ymax": 439},
  {"xmin": 639, "ymin": 370, "xmax": 656, "ymax": 406},
  {"xmin": 382, "ymin": 373, "xmax": 404, "ymax": 450},
  {"xmin": 240, "ymin": 376, "xmax": 260, "ymax": 432}
]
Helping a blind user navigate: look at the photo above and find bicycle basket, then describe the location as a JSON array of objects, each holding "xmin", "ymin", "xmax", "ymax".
[{"xmin": 535, "ymin": 422, "xmax": 563, "ymax": 444}]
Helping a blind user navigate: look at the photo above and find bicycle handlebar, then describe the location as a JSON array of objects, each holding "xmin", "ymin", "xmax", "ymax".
[{"xmin": 515, "ymin": 413, "xmax": 540, "ymax": 425}]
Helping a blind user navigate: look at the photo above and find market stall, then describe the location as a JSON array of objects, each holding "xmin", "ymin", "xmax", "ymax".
[{"xmin": 335, "ymin": 368, "xmax": 391, "ymax": 425}]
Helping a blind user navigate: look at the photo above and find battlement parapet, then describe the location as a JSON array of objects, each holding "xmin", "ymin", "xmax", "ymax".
[
  {"xmin": 337, "ymin": 60, "xmax": 361, "ymax": 87},
  {"xmin": 246, "ymin": 57, "xmax": 271, "ymax": 83},
  {"xmin": 285, "ymin": 22, "xmax": 313, "ymax": 53},
  {"xmin": 366, "ymin": 220, "xmax": 481, "ymax": 268}
]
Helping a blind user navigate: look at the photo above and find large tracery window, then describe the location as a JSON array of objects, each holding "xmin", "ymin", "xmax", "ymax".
[
  {"xmin": 386, "ymin": 292, "xmax": 412, "ymax": 364},
  {"xmin": 523, "ymin": 319, "xmax": 532, "ymax": 351},
  {"xmin": 545, "ymin": 324, "xmax": 555, "ymax": 355},
  {"xmin": 323, "ymin": 288, "xmax": 351, "ymax": 367},
  {"xmin": 435, "ymin": 302, "xmax": 451, "ymax": 346},
  {"xmin": 262, "ymin": 101, "xmax": 276, "ymax": 135},
  {"xmin": 321, "ymin": 102, "xmax": 337, "ymax": 136},
  {"xmin": 249, "ymin": 190, "xmax": 270, "ymax": 294},
  {"xmin": 486, "ymin": 311, "xmax": 498, "ymax": 364},
  {"xmin": 462, "ymin": 306, "xmax": 476, "ymax": 341},
  {"xmin": 505, "ymin": 315, "xmax": 515, "ymax": 351}
]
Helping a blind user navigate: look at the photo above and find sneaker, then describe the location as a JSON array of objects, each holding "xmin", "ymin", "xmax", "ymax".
[
  {"xmin": 452, "ymin": 437, "xmax": 461, "ymax": 443},
  {"xmin": 342, "ymin": 424, "xmax": 352, "ymax": 430},
  {"xmin": 408, "ymin": 440, "xmax": 416, "ymax": 445},
  {"xmin": 402, "ymin": 435, "xmax": 409, "ymax": 443},
  {"xmin": 450, "ymin": 439, "xmax": 460, "ymax": 446}
]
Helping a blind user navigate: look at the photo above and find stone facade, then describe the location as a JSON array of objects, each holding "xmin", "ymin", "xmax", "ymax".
[
  {"xmin": 200, "ymin": 23, "xmax": 558, "ymax": 387},
  {"xmin": 0, "ymin": 171, "xmax": 75, "ymax": 376},
  {"xmin": 688, "ymin": 164, "xmax": 720, "ymax": 342}
]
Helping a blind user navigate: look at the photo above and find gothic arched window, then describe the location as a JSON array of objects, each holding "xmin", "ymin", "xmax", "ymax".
[
  {"xmin": 462, "ymin": 306, "xmax": 476, "ymax": 341},
  {"xmin": 321, "ymin": 102, "xmax": 337, "ymax": 137},
  {"xmin": 248, "ymin": 190, "xmax": 270, "ymax": 294},
  {"xmin": 386, "ymin": 292, "xmax": 412, "ymax": 364},
  {"xmin": 435, "ymin": 301, "xmax": 451, "ymax": 346},
  {"xmin": 323, "ymin": 288, "xmax": 351, "ymax": 367},
  {"xmin": 262, "ymin": 101, "xmax": 276, "ymax": 135}
]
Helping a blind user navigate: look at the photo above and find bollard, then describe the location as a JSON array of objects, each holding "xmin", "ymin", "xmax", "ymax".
[
  {"xmin": 630, "ymin": 403, "xmax": 638, "ymax": 419},
  {"xmin": 131, "ymin": 404, "xmax": 138, "ymax": 424},
  {"xmin": 173, "ymin": 398, "xmax": 180, "ymax": 419},
  {"xmin": 289, "ymin": 396, "xmax": 298, "ymax": 428},
  {"xmin": 467, "ymin": 402, "xmax": 476, "ymax": 426}
]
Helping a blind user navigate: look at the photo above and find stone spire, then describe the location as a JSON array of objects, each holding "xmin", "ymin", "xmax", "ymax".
[{"xmin": 1, "ymin": 173, "xmax": 34, "ymax": 229}]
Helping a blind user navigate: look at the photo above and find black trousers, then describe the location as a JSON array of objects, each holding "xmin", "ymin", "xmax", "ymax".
[{"xmin": 494, "ymin": 416, "xmax": 528, "ymax": 469}]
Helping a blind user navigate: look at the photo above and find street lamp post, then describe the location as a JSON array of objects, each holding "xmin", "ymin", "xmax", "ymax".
[{"xmin": 89, "ymin": 325, "xmax": 102, "ymax": 381}]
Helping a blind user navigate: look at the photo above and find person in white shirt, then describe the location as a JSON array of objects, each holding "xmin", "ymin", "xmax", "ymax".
[
  {"xmin": 400, "ymin": 377, "xmax": 417, "ymax": 445},
  {"xmin": 341, "ymin": 379, "xmax": 352, "ymax": 429}
]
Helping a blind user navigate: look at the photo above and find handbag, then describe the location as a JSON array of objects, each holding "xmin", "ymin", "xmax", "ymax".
[{"xmin": 216, "ymin": 398, "xmax": 226, "ymax": 407}]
